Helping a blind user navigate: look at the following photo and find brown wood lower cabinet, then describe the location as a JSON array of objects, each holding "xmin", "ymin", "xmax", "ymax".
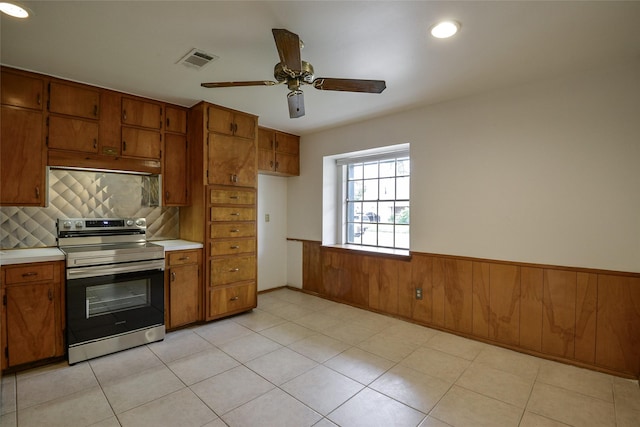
[
  {"xmin": 302, "ymin": 242, "xmax": 640, "ymax": 378},
  {"xmin": 1, "ymin": 261, "xmax": 65, "ymax": 369},
  {"xmin": 165, "ymin": 249, "xmax": 202, "ymax": 329}
]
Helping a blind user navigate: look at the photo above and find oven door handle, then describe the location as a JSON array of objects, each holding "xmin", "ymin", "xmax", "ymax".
[{"xmin": 67, "ymin": 260, "xmax": 165, "ymax": 280}]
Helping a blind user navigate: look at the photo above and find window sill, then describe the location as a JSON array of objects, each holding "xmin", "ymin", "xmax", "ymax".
[{"xmin": 322, "ymin": 244, "xmax": 411, "ymax": 260}]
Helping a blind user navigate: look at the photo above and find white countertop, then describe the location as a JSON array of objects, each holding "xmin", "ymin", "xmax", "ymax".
[
  {"xmin": 0, "ymin": 240, "xmax": 202, "ymax": 266},
  {"xmin": 0, "ymin": 248, "xmax": 66, "ymax": 266},
  {"xmin": 151, "ymin": 240, "xmax": 203, "ymax": 251}
]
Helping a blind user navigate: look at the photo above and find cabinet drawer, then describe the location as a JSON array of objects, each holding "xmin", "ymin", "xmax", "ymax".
[
  {"xmin": 210, "ymin": 239, "xmax": 255, "ymax": 256},
  {"xmin": 210, "ymin": 207, "xmax": 255, "ymax": 222},
  {"xmin": 167, "ymin": 250, "xmax": 199, "ymax": 266},
  {"xmin": 210, "ymin": 223, "xmax": 256, "ymax": 239},
  {"xmin": 208, "ymin": 282, "xmax": 256, "ymax": 318},
  {"xmin": 209, "ymin": 188, "xmax": 255, "ymax": 205},
  {"xmin": 49, "ymin": 82, "xmax": 100, "ymax": 119},
  {"xmin": 210, "ymin": 255, "xmax": 256, "ymax": 286},
  {"xmin": 5, "ymin": 263, "xmax": 55, "ymax": 285}
]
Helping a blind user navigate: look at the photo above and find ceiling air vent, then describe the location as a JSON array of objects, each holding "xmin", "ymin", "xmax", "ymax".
[{"xmin": 177, "ymin": 48, "xmax": 218, "ymax": 70}]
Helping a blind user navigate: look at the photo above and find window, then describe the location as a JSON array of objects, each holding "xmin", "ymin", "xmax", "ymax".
[{"xmin": 338, "ymin": 148, "xmax": 410, "ymax": 250}]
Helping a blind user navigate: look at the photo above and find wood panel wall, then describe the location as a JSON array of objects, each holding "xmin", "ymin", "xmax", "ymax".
[{"xmin": 300, "ymin": 242, "xmax": 640, "ymax": 378}]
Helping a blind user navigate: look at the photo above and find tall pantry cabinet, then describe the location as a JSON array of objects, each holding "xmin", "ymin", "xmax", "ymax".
[{"xmin": 180, "ymin": 102, "xmax": 258, "ymax": 321}]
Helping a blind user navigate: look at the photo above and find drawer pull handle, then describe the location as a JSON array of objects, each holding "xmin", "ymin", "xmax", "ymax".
[
  {"xmin": 230, "ymin": 245, "xmax": 240, "ymax": 249},
  {"xmin": 22, "ymin": 272, "xmax": 38, "ymax": 277},
  {"xmin": 178, "ymin": 256, "xmax": 190, "ymax": 261},
  {"xmin": 230, "ymin": 296, "xmax": 239, "ymax": 301},
  {"xmin": 229, "ymin": 196, "xmax": 239, "ymax": 199},
  {"xmin": 230, "ymin": 229, "xmax": 240, "ymax": 233},
  {"xmin": 48, "ymin": 288, "xmax": 53, "ymax": 301},
  {"xmin": 230, "ymin": 212, "xmax": 240, "ymax": 216},
  {"xmin": 229, "ymin": 268, "xmax": 239, "ymax": 272}
]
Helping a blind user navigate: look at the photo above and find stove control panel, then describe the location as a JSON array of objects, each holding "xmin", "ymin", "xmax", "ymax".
[{"xmin": 56, "ymin": 218, "xmax": 147, "ymax": 236}]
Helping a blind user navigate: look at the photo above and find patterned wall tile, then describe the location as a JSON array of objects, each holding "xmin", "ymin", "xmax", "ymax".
[{"xmin": 0, "ymin": 169, "xmax": 179, "ymax": 249}]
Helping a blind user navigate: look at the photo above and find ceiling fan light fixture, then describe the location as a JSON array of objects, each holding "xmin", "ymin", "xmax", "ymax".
[
  {"xmin": 287, "ymin": 90, "xmax": 305, "ymax": 118},
  {"xmin": 0, "ymin": 1, "xmax": 30, "ymax": 18},
  {"xmin": 430, "ymin": 21, "xmax": 460, "ymax": 39}
]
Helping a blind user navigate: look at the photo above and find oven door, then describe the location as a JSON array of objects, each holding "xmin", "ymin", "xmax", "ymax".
[{"xmin": 66, "ymin": 267, "xmax": 164, "ymax": 346}]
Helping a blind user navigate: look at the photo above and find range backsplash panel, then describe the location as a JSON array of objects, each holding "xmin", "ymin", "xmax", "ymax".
[{"xmin": 0, "ymin": 169, "xmax": 179, "ymax": 249}]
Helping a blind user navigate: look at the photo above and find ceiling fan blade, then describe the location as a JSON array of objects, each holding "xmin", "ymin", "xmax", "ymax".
[
  {"xmin": 272, "ymin": 28, "xmax": 302, "ymax": 74},
  {"xmin": 312, "ymin": 78, "xmax": 386, "ymax": 93},
  {"xmin": 201, "ymin": 81, "xmax": 277, "ymax": 88}
]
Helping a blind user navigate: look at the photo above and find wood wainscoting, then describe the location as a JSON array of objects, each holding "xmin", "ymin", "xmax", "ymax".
[{"xmin": 298, "ymin": 241, "xmax": 640, "ymax": 378}]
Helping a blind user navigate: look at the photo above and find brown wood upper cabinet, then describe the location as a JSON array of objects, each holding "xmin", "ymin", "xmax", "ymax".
[
  {"xmin": 49, "ymin": 81, "xmax": 100, "ymax": 119},
  {"xmin": 122, "ymin": 97, "xmax": 162, "ymax": 129},
  {"xmin": 207, "ymin": 104, "xmax": 255, "ymax": 139},
  {"xmin": 165, "ymin": 106, "xmax": 187, "ymax": 134},
  {"xmin": 163, "ymin": 133, "xmax": 189, "ymax": 206},
  {"xmin": 1, "ymin": 69, "xmax": 43, "ymax": 110},
  {"xmin": 258, "ymin": 126, "xmax": 300, "ymax": 176},
  {"xmin": 1, "ymin": 68, "xmax": 46, "ymax": 207}
]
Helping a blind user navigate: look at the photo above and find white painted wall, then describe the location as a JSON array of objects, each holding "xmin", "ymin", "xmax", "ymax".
[
  {"xmin": 257, "ymin": 174, "xmax": 289, "ymax": 291},
  {"xmin": 286, "ymin": 60, "xmax": 640, "ymax": 273}
]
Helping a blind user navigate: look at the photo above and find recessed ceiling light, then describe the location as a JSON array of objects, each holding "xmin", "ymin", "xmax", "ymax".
[
  {"xmin": 430, "ymin": 21, "xmax": 460, "ymax": 39},
  {"xmin": 0, "ymin": 2, "xmax": 30, "ymax": 18}
]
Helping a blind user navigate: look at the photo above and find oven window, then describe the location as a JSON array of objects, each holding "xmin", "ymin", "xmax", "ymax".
[{"xmin": 86, "ymin": 279, "xmax": 150, "ymax": 318}]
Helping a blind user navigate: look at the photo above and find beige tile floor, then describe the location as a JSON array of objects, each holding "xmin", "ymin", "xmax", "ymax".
[{"xmin": 1, "ymin": 288, "xmax": 639, "ymax": 427}]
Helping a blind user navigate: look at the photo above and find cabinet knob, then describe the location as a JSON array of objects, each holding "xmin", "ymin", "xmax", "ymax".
[
  {"xmin": 229, "ymin": 296, "xmax": 239, "ymax": 301},
  {"xmin": 178, "ymin": 257, "xmax": 190, "ymax": 261},
  {"xmin": 230, "ymin": 212, "xmax": 240, "ymax": 216},
  {"xmin": 230, "ymin": 245, "xmax": 240, "ymax": 250},
  {"xmin": 230, "ymin": 229, "xmax": 240, "ymax": 233},
  {"xmin": 229, "ymin": 268, "xmax": 239, "ymax": 272},
  {"xmin": 229, "ymin": 195, "xmax": 239, "ymax": 199},
  {"xmin": 22, "ymin": 272, "xmax": 38, "ymax": 277}
]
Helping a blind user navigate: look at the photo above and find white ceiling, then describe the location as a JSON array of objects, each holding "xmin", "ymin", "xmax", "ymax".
[{"xmin": 2, "ymin": 1, "xmax": 640, "ymax": 136}]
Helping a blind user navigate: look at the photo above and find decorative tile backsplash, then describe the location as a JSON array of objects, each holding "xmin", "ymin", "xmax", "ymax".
[{"xmin": 0, "ymin": 168, "xmax": 179, "ymax": 249}]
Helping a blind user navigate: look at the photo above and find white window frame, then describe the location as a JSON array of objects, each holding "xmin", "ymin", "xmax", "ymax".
[{"xmin": 336, "ymin": 144, "xmax": 410, "ymax": 250}]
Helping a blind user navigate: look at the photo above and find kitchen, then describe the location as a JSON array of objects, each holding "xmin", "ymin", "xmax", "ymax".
[{"xmin": 1, "ymin": 1, "xmax": 640, "ymax": 426}]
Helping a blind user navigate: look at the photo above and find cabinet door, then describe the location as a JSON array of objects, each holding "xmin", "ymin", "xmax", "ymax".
[
  {"xmin": 48, "ymin": 116, "xmax": 99, "ymax": 153},
  {"xmin": 122, "ymin": 97, "xmax": 162, "ymax": 129},
  {"xmin": 163, "ymin": 133, "xmax": 188, "ymax": 205},
  {"xmin": 0, "ymin": 106, "xmax": 44, "ymax": 206},
  {"xmin": 49, "ymin": 82, "xmax": 100, "ymax": 119},
  {"xmin": 207, "ymin": 133, "xmax": 256, "ymax": 187},
  {"xmin": 6, "ymin": 283, "xmax": 57, "ymax": 366},
  {"xmin": 169, "ymin": 264, "xmax": 200, "ymax": 328},
  {"xmin": 207, "ymin": 105, "xmax": 234, "ymax": 135},
  {"xmin": 1, "ymin": 70, "xmax": 43, "ymax": 110},
  {"xmin": 275, "ymin": 132, "xmax": 299, "ymax": 154},
  {"xmin": 233, "ymin": 113, "xmax": 256, "ymax": 139},
  {"xmin": 122, "ymin": 126, "xmax": 161, "ymax": 159},
  {"xmin": 257, "ymin": 127, "xmax": 275, "ymax": 172},
  {"xmin": 275, "ymin": 152, "xmax": 299, "ymax": 175},
  {"xmin": 165, "ymin": 106, "xmax": 187, "ymax": 134}
]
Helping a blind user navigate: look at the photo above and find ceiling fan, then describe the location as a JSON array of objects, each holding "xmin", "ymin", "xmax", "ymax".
[{"xmin": 201, "ymin": 28, "xmax": 386, "ymax": 118}]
